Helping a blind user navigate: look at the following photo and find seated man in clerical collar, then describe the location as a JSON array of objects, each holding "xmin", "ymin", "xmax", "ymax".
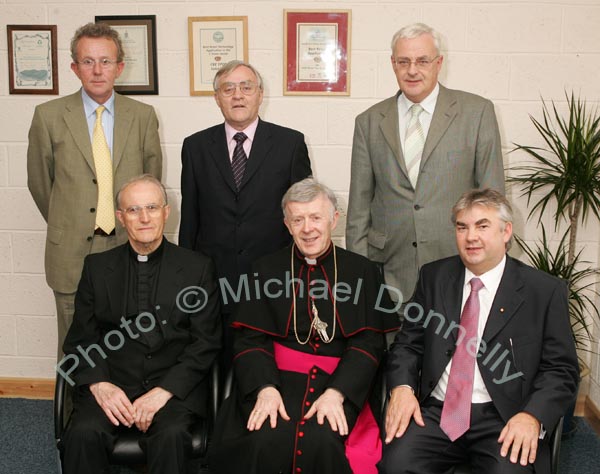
[
  {"xmin": 210, "ymin": 177, "xmax": 399, "ymax": 474},
  {"xmin": 59, "ymin": 174, "xmax": 221, "ymax": 474}
]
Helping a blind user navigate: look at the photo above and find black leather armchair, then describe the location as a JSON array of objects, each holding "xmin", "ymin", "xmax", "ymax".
[{"xmin": 54, "ymin": 363, "xmax": 219, "ymax": 471}]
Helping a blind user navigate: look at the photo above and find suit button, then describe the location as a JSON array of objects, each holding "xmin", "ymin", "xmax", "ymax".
[
  {"xmin": 146, "ymin": 354, "xmax": 152, "ymax": 360},
  {"xmin": 143, "ymin": 379, "xmax": 149, "ymax": 385},
  {"xmin": 90, "ymin": 208, "xmax": 95, "ymax": 213},
  {"xmin": 429, "ymin": 381, "xmax": 435, "ymax": 388},
  {"xmin": 87, "ymin": 236, "xmax": 93, "ymax": 242},
  {"xmin": 412, "ymin": 242, "xmax": 417, "ymax": 247},
  {"xmin": 414, "ymin": 204, "xmax": 421, "ymax": 210},
  {"xmin": 446, "ymin": 348, "xmax": 454, "ymax": 357},
  {"xmin": 92, "ymin": 178, "xmax": 97, "ymax": 184}
]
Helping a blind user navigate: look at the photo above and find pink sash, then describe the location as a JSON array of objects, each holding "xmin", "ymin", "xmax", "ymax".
[{"xmin": 273, "ymin": 342, "xmax": 382, "ymax": 474}]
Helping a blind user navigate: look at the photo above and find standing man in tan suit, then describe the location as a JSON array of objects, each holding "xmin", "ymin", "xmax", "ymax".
[
  {"xmin": 27, "ymin": 23, "xmax": 163, "ymax": 356},
  {"xmin": 346, "ymin": 23, "xmax": 505, "ymax": 303}
]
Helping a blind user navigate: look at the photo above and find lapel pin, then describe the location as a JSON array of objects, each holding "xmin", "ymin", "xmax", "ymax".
[{"xmin": 500, "ymin": 308, "xmax": 505, "ymax": 313}]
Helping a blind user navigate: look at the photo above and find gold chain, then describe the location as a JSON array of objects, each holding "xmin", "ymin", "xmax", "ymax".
[{"xmin": 291, "ymin": 244, "xmax": 337, "ymax": 345}]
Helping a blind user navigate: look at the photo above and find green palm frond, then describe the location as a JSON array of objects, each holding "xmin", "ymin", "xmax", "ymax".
[{"xmin": 516, "ymin": 227, "xmax": 599, "ymax": 351}]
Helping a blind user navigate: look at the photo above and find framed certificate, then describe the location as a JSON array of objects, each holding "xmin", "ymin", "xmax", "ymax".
[
  {"xmin": 7, "ymin": 25, "xmax": 58, "ymax": 95},
  {"xmin": 188, "ymin": 16, "xmax": 248, "ymax": 96},
  {"xmin": 284, "ymin": 10, "xmax": 351, "ymax": 96},
  {"xmin": 95, "ymin": 15, "xmax": 158, "ymax": 95}
]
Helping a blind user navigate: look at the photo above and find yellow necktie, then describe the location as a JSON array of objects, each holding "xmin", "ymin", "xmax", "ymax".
[{"xmin": 92, "ymin": 106, "xmax": 115, "ymax": 234}]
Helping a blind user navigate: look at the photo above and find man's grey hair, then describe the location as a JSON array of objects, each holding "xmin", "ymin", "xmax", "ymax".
[
  {"xmin": 116, "ymin": 174, "xmax": 167, "ymax": 209},
  {"xmin": 451, "ymin": 188, "xmax": 513, "ymax": 249},
  {"xmin": 390, "ymin": 22, "xmax": 442, "ymax": 56},
  {"xmin": 282, "ymin": 177, "xmax": 338, "ymax": 220},
  {"xmin": 70, "ymin": 22, "xmax": 124, "ymax": 63},
  {"xmin": 213, "ymin": 60, "xmax": 264, "ymax": 92}
]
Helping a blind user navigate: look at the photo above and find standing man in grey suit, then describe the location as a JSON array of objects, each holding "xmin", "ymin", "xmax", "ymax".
[
  {"xmin": 27, "ymin": 22, "xmax": 163, "ymax": 356},
  {"xmin": 180, "ymin": 60, "xmax": 311, "ymax": 370},
  {"xmin": 346, "ymin": 23, "xmax": 504, "ymax": 302}
]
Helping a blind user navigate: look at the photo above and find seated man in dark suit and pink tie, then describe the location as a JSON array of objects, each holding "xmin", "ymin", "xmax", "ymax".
[{"xmin": 379, "ymin": 188, "xmax": 579, "ymax": 474}]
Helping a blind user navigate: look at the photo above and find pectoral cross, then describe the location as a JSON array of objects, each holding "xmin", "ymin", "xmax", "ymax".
[{"xmin": 311, "ymin": 300, "xmax": 332, "ymax": 342}]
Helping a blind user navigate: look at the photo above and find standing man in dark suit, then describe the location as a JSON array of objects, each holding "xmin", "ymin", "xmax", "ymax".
[
  {"xmin": 180, "ymin": 60, "xmax": 312, "ymax": 368},
  {"xmin": 346, "ymin": 23, "xmax": 505, "ymax": 302},
  {"xmin": 27, "ymin": 22, "xmax": 163, "ymax": 357},
  {"xmin": 61, "ymin": 175, "xmax": 220, "ymax": 474},
  {"xmin": 379, "ymin": 189, "xmax": 579, "ymax": 473}
]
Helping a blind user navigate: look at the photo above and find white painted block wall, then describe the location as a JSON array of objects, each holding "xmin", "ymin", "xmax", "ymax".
[{"xmin": 2, "ymin": 0, "xmax": 600, "ymax": 407}]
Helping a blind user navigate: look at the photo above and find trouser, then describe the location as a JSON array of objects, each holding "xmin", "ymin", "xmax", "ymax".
[{"xmin": 63, "ymin": 388, "xmax": 196, "ymax": 474}]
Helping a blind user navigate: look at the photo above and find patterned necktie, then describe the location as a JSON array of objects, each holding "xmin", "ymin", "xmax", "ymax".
[
  {"xmin": 440, "ymin": 277, "xmax": 484, "ymax": 441},
  {"xmin": 231, "ymin": 132, "xmax": 248, "ymax": 190},
  {"xmin": 92, "ymin": 106, "xmax": 115, "ymax": 234},
  {"xmin": 404, "ymin": 104, "xmax": 425, "ymax": 188}
]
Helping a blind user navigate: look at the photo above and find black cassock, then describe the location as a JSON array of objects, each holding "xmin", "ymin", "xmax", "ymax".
[{"xmin": 210, "ymin": 244, "xmax": 399, "ymax": 474}]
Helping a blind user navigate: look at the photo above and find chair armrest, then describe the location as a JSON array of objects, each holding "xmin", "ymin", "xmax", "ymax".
[
  {"xmin": 209, "ymin": 361, "xmax": 220, "ymax": 426},
  {"xmin": 54, "ymin": 371, "xmax": 67, "ymax": 448},
  {"xmin": 550, "ymin": 416, "xmax": 564, "ymax": 474}
]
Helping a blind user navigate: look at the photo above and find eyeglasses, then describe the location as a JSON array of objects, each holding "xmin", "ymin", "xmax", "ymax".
[
  {"xmin": 119, "ymin": 204, "xmax": 166, "ymax": 217},
  {"xmin": 217, "ymin": 81, "xmax": 259, "ymax": 97},
  {"xmin": 76, "ymin": 58, "xmax": 119, "ymax": 69},
  {"xmin": 392, "ymin": 56, "xmax": 440, "ymax": 69}
]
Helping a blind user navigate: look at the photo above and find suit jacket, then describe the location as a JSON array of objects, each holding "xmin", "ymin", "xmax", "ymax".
[
  {"xmin": 179, "ymin": 118, "xmax": 311, "ymax": 293},
  {"xmin": 63, "ymin": 240, "xmax": 221, "ymax": 416},
  {"xmin": 27, "ymin": 90, "xmax": 163, "ymax": 294},
  {"xmin": 387, "ymin": 255, "xmax": 579, "ymax": 439},
  {"xmin": 346, "ymin": 85, "xmax": 505, "ymax": 300}
]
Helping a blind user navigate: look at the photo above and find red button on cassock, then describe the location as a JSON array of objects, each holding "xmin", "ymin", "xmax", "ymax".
[
  {"xmin": 309, "ymin": 388, "xmax": 315, "ymax": 393},
  {"xmin": 297, "ymin": 450, "xmax": 302, "ymax": 455},
  {"xmin": 299, "ymin": 432, "xmax": 304, "ymax": 437}
]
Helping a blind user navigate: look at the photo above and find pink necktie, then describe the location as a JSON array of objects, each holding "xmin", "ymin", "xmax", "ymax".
[{"xmin": 440, "ymin": 277, "xmax": 484, "ymax": 441}]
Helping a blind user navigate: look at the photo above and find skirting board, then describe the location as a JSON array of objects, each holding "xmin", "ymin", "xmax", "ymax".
[{"xmin": 0, "ymin": 378, "xmax": 54, "ymax": 400}]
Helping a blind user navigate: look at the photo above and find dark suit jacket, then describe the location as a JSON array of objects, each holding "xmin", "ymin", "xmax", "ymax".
[
  {"xmin": 63, "ymin": 240, "xmax": 221, "ymax": 416},
  {"xmin": 387, "ymin": 255, "xmax": 578, "ymax": 438},
  {"xmin": 346, "ymin": 85, "xmax": 505, "ymax": 300},
  {"xmin": 179, "ymin": 119, "xmax": 311, "ymax": 292},
  {"xmin": 27, "ymin": 90, "xmax": 163, "ymax": 294}
]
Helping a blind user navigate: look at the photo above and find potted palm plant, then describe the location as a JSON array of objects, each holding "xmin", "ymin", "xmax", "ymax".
[
  {"xmin": 509, "ymin": 91, "xmax": 600, "ymax": 352},
  {"xmin": 508, "ymin": 92, "xmax": 600, "ymax": 434}
]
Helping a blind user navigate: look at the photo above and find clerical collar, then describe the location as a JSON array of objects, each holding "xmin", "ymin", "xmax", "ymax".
[
  {"xmin": 128, "ymin": 238, "xmax": 165, "ymax": 263},
  {"xmin": 293, "ymin": 242, "xmax": 333, "ymax": 266}
]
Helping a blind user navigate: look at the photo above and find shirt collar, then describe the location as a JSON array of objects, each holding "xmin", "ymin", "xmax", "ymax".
[
  {"xmin": 398, "ymin": 83, "xmax": 440, "ymax": 118},
  {"xmin": 464, "ymin": 254, "xmax": 506, "ymax": 294},
  {"xmin": 294, "ymin": 242, "xmax": 334, "ymax": 266},
  {"xmin": 224, "ymin": 117, "xmax": 259, "ymax": 145},
  {"xmin": 82, "ymin": 88, "xmax": 115, "ymax": 120}
]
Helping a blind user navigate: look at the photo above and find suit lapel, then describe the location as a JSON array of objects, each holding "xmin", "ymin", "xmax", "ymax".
[
  {"xmin": 105, "ymin": 245, "xmax": 128, "ymax": 319},
  {"xmin": 421, "ymin": 85, "xmax": 458, "ymax": 169},
  {"xmin": 240, "ymin": 119, "xmax": 270, "ymax": 189},
  {"xmin": 113, "ymin": 94, "xmax": 133, "ymax": 171},
  {"xmin": 209, "ymin": 125, "xmax": 238, "ymax": 193},
  {"xmin": 483, "ymin": 257, "xmax": 524, "ymax": 342},
  {"xmin": 441, "ymin": 258, "xmax": 465, "ymax": 341},
  {"xmin": 63, "ymin": 92, "xmax": 95, "ymax": 173},
  {"xmin": 379, "ymin": 94, "xmax": 409, "ymax": 180},
  {"xmin": 155, "ymin": 241, "xmax": 183, "ymax": 326}
]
